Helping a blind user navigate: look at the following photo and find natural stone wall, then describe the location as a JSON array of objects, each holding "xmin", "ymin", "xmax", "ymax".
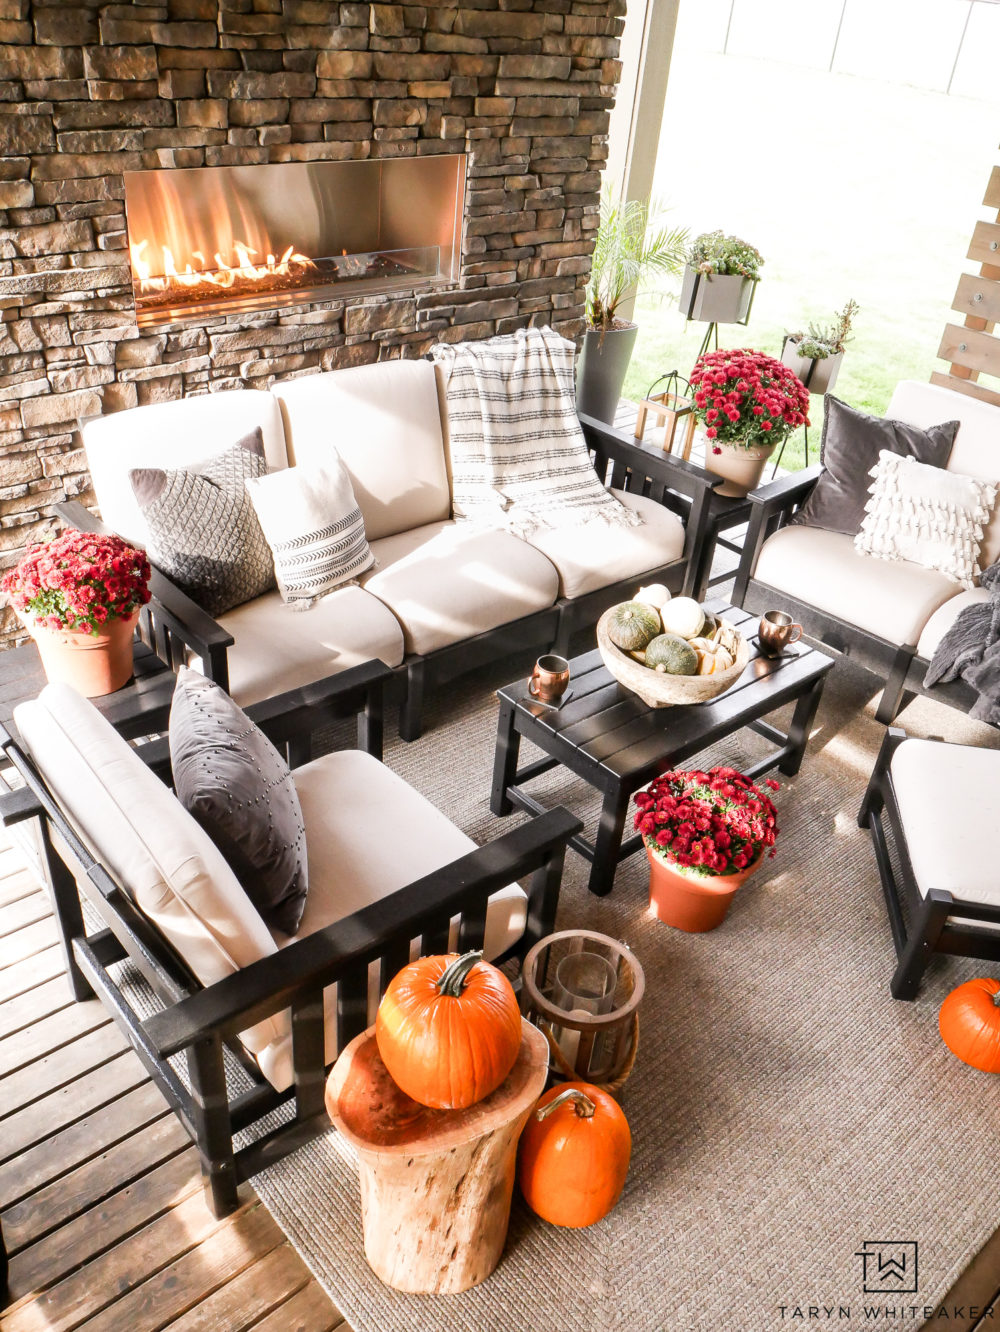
[{"xmin": 0, "ymin": 0, "xmax": 624, "ymax": 645}]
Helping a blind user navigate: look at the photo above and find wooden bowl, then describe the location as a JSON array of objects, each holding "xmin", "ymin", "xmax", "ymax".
[{"xmin": 596, "ymin": 607, "xmax": 750, "ymax": 708}]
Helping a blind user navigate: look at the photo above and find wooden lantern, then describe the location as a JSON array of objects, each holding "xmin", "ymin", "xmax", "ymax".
[
  {"xmin": 520, "ymin": 930, "xmax": 644, "ymax": 1094},
  {"xmin": 634, "ymin": 372, "xmax": 697, "ymax": 460}
]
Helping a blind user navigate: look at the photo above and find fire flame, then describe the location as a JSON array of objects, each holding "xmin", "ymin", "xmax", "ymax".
[{"xmin": 131, "ymin": 236, "xmax": 316, "ymax": 295}]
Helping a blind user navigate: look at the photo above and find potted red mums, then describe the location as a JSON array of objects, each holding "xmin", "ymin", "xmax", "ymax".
[
  {"xmin": 689, "ymin": 348, "xmax": 810, "ymax": 497},
  {"xmin": 635, "ymin": 766, "xmax": 780, "ymax": 931},
  {"xmin": 2, "ymin": 529, "xmax": 151, "ymax": 697}
]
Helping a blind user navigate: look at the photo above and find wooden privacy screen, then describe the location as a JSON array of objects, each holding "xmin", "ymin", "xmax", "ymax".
[{"xmin": 934, "ymin": 150, "xmax": 1000, "ymax": 407}]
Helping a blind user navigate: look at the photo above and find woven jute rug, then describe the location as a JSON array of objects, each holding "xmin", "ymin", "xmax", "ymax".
[{"xmin": 251, "ymin": 647, "xmax": 1000, "ymax": 1332}]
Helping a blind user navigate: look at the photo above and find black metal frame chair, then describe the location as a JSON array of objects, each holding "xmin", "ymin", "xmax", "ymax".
[
  {"xmin": 732, "ymin": 467, "xmax": 981, "ymax": 725},
  {"xmin": 858, "ymin": 726, "xmax": 1000, "ymax": 999},
  {"xmin": 0, "ymin": 663, "xmax": 581, "ymax": 1217},
  {"xmin": 56, "ymin": 413, "xmax": 722, "ymax": 742}
]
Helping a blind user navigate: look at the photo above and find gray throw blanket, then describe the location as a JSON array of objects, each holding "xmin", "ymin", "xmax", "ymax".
[{"xmin": 924, "ymin": 560, "xmax": 1000, "ymax": 723}]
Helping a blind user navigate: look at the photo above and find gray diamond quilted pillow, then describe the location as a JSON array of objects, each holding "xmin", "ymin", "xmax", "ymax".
[{"xmin": 129, "ymin": 427, "xmax": 275, "ymax": 617}]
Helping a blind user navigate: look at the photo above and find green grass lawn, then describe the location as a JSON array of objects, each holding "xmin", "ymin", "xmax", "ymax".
[{"xmin": 618, "ymin": 48, "xmax": 999, "ymax": 471}]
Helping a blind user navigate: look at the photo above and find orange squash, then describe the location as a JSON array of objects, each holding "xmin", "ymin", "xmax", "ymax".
[
  {"xmin": 939, "ymin": 977, "xmax": 1000, "ymax": 1073},
  {"xmin": 375, "ymin": 950, "xmax": 521, "ymax": 1110},
  {"xmin": 517, "ymin": 1082, "xmax": 631, "ymax": 1227}
]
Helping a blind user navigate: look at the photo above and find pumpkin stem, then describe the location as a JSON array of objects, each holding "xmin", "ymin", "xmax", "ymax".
[
  {"xmin": 436, "ymin": 950, "xmax": 484, "ymax": 998},
  {"xmin": 535, "ymin": 1088, "xmax": 596, "ymax": 1121},
  {"xmin": 992, "ymin": 987, "xmax": 1000, "ymax": 1008}
]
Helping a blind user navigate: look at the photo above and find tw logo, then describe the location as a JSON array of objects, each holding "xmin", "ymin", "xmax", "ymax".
[{"xmin": 855, "ymin": 1240, "xmax": 919, "ymax": 1294}]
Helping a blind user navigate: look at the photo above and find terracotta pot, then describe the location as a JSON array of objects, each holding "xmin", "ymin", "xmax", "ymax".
[
  {"xmin": 645, "ymin": 841, "xmax": 763, "ymax": 932},
  {"xmin": 22, "ymin": 610, "xmax": 139, "ymax": 698},
  {"xmin": 704, "ymin": 439, "xmax": 776, "ymax": 498}
]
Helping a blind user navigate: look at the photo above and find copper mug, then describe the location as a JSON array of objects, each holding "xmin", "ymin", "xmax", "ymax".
[
  {"xmin": 758, "ymin": 610, "xmax": 803, "ymax": 658},
  {"xmin": 528, "ymin": 653, "xmax": 571, "ymax": 704}
]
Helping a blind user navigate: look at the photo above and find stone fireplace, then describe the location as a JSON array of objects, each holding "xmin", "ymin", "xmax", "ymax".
[{"xmin": 0, "ymin": 0, "xmax": 625, "ymax": 646}]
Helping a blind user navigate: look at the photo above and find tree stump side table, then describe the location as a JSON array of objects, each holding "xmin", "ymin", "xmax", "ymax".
[{"xmin": 325, "ymin": 1019, "xmax": 549, "ymax": 1294}]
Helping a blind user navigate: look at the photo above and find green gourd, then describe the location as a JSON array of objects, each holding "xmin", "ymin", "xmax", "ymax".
[
  {"xmin": 608, "ymin": 601, "xmax": 661, "ymax": 652},
  {"xmin": 644, "ymin": 633, "xmax": 698, "ymax": 675}
]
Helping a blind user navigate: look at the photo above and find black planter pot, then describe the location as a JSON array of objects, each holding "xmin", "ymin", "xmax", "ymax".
[{"xmin": 576, "ymin": 324, "xmax": 639, "ymax": 424}]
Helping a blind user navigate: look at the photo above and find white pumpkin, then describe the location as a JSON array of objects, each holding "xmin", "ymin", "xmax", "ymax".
[
  {"xmin": 659, "ymin": 597, "xmax": 705, "ymax": 640},
  {"xmin": 634, "ymin": 583, "xmax": 671, "ymax": 611}
]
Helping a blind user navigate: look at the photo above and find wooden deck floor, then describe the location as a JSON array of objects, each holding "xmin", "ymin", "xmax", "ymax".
[{"xmin": 0, "ymin": 831, "xmax": 350, "ymax": 1332}]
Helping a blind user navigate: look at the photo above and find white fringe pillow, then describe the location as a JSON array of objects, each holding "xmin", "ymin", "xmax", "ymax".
[{"xmin": 854, "ymin": 450, "xmax": 998, "ymax": 589}]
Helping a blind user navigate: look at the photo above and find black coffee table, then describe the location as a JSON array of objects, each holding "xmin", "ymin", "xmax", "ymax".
[{"xmin": 490, "ymin": 603, "xmax": 835, "ymax": 897}]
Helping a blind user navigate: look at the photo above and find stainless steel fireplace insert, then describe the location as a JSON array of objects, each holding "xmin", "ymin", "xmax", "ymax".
[{"xmin": 123, "ymin": 155, "xmax": 467, "ymax": 328}]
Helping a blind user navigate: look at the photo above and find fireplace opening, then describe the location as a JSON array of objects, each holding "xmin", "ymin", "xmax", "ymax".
[{"xmin": 123, "ymin": 155, "xmax": 466, "ymax": 329}]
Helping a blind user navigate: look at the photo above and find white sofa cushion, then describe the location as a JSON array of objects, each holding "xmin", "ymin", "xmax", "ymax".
[
  {"xmin": 755, "ymin": 525, "xmax": 961, "ymax": 647},
  {"xmin": 916, "ymin": 588, "xmax": 991, "ymax": 660},
  {"xmin": 272, "ymin": 360, "xmax": 451, "ymax": 542},
  {"xmin": 891, "ymin": 738, "xmax": 1000, "ymax": 913},
  {"xmin": 14, "ymin": 684, "xmax": 283, "ymax": 1054},
  {"xmin": 209, "ymin": 584, "xmax": 405, "ymax": 708},
  {"xmin": 256, "ymin": 748, "xmax": 528, "ymax": 1091},
  {"xmin": 360, "ymin": 520, "xmax": 560, "ymax": 657},
  {"xmin": 887, "ymin": 381, "xmax": 1000, "ymax": 567},
  {"xmin": 523, "ymin": 488, "xmax": 685, "ymax": 599},
  {"xmin": 82, "ymin": 389, "xmax": 288, "ymax": 547}
]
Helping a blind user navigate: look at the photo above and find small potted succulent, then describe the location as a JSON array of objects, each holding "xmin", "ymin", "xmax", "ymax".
[
  {"xmin": 781, "ymin": 298, "xmax": 860, "ymax": 395},
  {"xmin": 577, "ymin": 188, "xmax": 688, "ymax": 424},
  {"xmin": 688, "ymin": 347, "xmax": 810, "ymax": 496},
  {"xmin": 679, "ymin": 230, "xmax": 763, "ymax": 325},
  {"xmin": 635, "ymin": 765, "xmax": 780, "ymax": 931},
  {"xmin": 2, "ymin": 529, "xmax": 151, "ymax": 697}
]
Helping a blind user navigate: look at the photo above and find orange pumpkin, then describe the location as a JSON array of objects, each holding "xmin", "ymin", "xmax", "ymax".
[
  {"xmin": 517, "ymin": 1082, "xmax": 631, "ymax": 1228},
  {"xmin": 375, "ymin": 950, "xmax": 522, "ymax": 1110},
  {"xmin": 939, "ymin": 977, "xmax": 1000, "ymax": 1073}
]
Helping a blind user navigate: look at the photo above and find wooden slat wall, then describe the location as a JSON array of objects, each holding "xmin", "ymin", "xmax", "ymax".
[{"xmin": 932, "ymin": 145, "xmax": 1000, "ymax": 406}]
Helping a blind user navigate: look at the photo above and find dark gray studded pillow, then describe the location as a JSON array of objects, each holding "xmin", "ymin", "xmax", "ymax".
[
  {"xmin": 169, "ymin": 668, "xmax": 308, "ymax": 936},
  {"xmin": 130, "ymin": 428, "xmax": 275, "ymax": 617},
  {"xmin": 792, "ymin": 396, "xmax": 959, "ymax": 536}
]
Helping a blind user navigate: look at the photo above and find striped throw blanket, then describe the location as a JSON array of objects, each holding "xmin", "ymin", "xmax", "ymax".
[{"xmin": 431, "ymin": 325, "xmax": 641, "ymax": 537}]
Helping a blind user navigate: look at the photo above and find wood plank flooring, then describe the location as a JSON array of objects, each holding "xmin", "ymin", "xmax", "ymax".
[{"xmin": 0, "ymin": 830, "xmax": 349, "ymax": 1332}]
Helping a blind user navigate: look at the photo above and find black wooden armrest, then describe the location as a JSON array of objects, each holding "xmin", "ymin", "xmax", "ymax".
[
  {"xmin": 140, "ymin": 805, "xmax": 583, "ymax": 1057},
  {"xmin": 745, "ymin": 464, "xmax": 822, "ymax": 515},
  {"xmin": 579, "ymin": 413, "xmax": 722, "ymax": 502},
  {"xmin": 55, "ymin": 500, "xmax": 235, "ymax": 683},
  {"xmin": 732, "ymin": 464, "xmax": 823, "ymax": 604}
]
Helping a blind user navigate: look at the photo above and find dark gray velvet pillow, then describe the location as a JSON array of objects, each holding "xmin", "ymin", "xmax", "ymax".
[
  {"xmin": 169, "ymin": 669, "xmax": 308, "ymax": 936},
  {"xmin": 130, "ymin": 427, "xmax": 275, "ymax": 617},
  {"xmin": 792, "ymin": 396, "xmax": 959, "ymax": 535}
]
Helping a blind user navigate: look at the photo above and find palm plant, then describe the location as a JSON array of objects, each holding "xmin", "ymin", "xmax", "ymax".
[{"xmin": 586, "ymin": 191, "xmax": 688, "ymax": 334}]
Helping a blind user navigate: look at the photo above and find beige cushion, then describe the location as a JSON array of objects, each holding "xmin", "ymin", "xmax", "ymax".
[
  {"xmin": 256, "ymin": 749, "xmax": 528, "ymax": 1091},
  {"xmin": 887, "ymin": 381, "xmax": 1000, "ymax": 567},
  {"xmin": 14, "ymin": 684, "xmax": 283, "ymax": 1054},
  {"xmin": 523, "ymin": 488, "xmax": 685, "ymax": 599},
  {"xmin": 891, "ymin": 738, "xmax": 1000, "ymax": 912},
  {"xmin": 206, "ymin": 585, "xmax": 405, "ymax": 708},
  {"xmin": 916, "ymin": 588, "xmax": 991, "ymax": 660},
  {"xmin": 755, "ymin": 524, "xmax": 960, "ymax": 647},
  {"xmin": 272, "ymin": 360, "xmax": 451, "ymax": 541},
  {"xmin": 360, "ymin": 520, "xmax": 559, "ymax": 656},
  {"xmin": 83, "ymin": 390, "xmax": 288, "ymax": 547}
]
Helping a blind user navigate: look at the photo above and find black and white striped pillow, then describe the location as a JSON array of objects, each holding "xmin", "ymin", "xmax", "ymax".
[{"xmin": 244, "ymin": 456, "xmax": 375, "ymax": 608}]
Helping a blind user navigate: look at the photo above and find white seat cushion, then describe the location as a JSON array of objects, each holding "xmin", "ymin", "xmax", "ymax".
[
  {"xmin": 887, "ymin": 381, "xmax": 1000, "ymax": 567},
  {"xmin": 256, "ymin": 749, "xmax": 527, "ymax": 1091},
  {"xmin": 208, "ymin": 585, "xmax": 405, "ymax": 708},
  {"xmin": 83, "ymin": 389, "xmax": 288, "ymax": 548},
  {"xmin": 360, "ymin": 520, "xmax": 560, "ymax": 657},
  {"xmin": 14, "ymin": 684, "xmax": 283, "ymax": 1054},
  {"xmin": 522, "ymin": 488, "xmax": 685, "ymax": 599},
  {"xmin": 272, "ymin": 360, "xmax": 451, "ymax": 541},
  {"xmin": 891, "ymin": 738, "xmax": 1000, "ymax": 911},
  {"xmin": 755, "ymin": 524, "xmax": 960, "ymax": 647},
  {"xmin": 916, "ymin": 588, "xmax": 991, "ymax": 660}
]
